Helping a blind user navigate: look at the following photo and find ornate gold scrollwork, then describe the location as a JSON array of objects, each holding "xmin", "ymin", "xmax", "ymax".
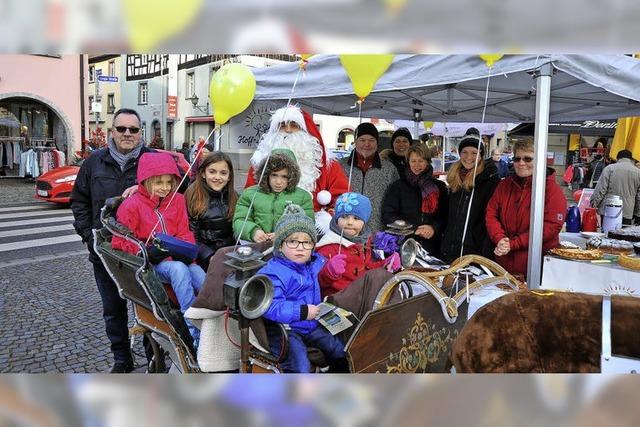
[{"xmin": 382, "ymin": 313, "xmax": 459, "ymax": 373}]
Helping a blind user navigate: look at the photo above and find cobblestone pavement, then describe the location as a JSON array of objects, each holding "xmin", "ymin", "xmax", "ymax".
[
  {"xmin": 0, "ymin": 179, "xmax": 147, "ymax": 373},
  {"xmin": 0, "ymin": 178, "xmax": 38, "ymax": 205},
  {"xmin": 0, "ymin": 254, "xmax": 148, "ymax": 373}
]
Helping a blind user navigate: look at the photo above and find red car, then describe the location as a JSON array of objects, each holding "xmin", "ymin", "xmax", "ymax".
[
  {"xmin": 35, "ymin": 165, "xmax": 80, "ymax": 204},
  {"xmin": 34, "ymin": 150, "xmax": 191, "ymax": 205}
]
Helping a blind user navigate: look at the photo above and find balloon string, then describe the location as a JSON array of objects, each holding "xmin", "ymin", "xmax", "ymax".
[
  {"xmin": 338, "ymin": 100, "xmax": 364, "ymax": 255},
  {"xmin": 458, "ymin": 69, "xmax": 492, "ymax": 259},
  {"xmin": 234, "ymin": 149, "xmax": 271, "ymax": 248},
  {"xmin": 286, "ymin": 65, "xmax": 303, "ymax": 109},
  {"xmin": 234, "ymin": 64, "xmax": 303, "ymax": 249},
  {"xmin": 145, "ymin": 126, "xmax": 219, "ymax": 246}
]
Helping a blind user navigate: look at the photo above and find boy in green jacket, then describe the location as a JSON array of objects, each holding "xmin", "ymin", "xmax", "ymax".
[{"xmin": 233, "ymin": 148, "xmax": 314, "ymax": 242}]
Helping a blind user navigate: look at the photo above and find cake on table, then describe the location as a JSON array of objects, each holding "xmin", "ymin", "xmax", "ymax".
[
  {"xmin": 586, "ymin": 236, "xmax": 635, "ymax": 255},
  {"xmin": 608, "ymin": 226, "xmax": 640, "ymax": 243}
]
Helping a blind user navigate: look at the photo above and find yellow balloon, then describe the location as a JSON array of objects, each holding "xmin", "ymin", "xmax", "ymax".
[
  {"xmin": 479, "ymin": 54, "xmax": 504, "ymax": 68},
  {"xmin": 422, "ymin": 121, "xmax": 434, "ymax": 130},
  {"xmin": 340, "ymin": 54, "xmax": 395, "ymax": 100},
  {"xmin": 123, "ymin": 0, "xmax": 203, "ymax": 51},
  {"xmin": 299, "ymin": 54, "xmax": 314, "ymax": 61},
  {"xmin": 209, "ymin": 64, "xmax": 256, "ymax": 125}
]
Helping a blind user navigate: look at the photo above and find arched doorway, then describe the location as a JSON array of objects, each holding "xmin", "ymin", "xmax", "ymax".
[
  {"xmin": 337, "ymin": 127, "xmax": 354, "ymax": 150},
  {"xmin": 0, "ymin": 94, "xmax": 73, "ymax": 176},
  {"xmin": 150, "ymin": 119, "xmax": 164, "ymax": 149}
]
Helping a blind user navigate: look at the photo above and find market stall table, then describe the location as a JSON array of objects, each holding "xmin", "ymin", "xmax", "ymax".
[{"xmin": 541, "ymin": 255, "xmax": 640, "ymax": 297}]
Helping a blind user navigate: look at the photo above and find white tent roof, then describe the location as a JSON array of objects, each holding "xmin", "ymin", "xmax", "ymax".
[{"xmin": 252, "ymin": 54, "xmax": 640, "ymax": 123}]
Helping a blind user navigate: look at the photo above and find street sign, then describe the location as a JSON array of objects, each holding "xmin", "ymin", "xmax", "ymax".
[
  {"xmin": 92, "ymin": 102, "xmax": 102, "ymax": 113},
  {"xmin": 97, "ymin": 75, "xmax": 118, "ymax": 82},
  {"xmin": 96, "ymin": 69, "xmax": 103, "ymax": 76}
]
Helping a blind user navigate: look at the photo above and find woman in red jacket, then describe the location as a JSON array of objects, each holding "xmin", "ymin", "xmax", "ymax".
[{"xmin": 485, "ymin": 139, "xmax": 566, "ymax": 278}]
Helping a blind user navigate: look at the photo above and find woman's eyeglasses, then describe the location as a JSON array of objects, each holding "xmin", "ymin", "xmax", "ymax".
[
  {"xmin": 284, "ymin": 239, "xmax": 314, "ymax": 250},
  {"xmin": 114, "ymin": 126, "xmax": 140, "ymax": 134},
  {"xmin": 513, "ymin": 156, "xmax": 534, "ymax": 163}
]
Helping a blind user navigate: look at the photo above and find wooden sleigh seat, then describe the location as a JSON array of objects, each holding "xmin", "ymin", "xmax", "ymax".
[{"xmin": 95, "ymin": 197, "xmax": 199, "ymax": 373}]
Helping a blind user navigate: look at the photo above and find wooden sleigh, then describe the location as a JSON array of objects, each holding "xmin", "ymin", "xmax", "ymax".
[{"xmin": 344, "ymin": 253, "xmax": 524, "ymax": 373}]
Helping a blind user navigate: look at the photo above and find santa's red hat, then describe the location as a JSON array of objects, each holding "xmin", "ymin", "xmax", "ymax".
[{"xmin": 300, "ymin": 108, "xmax": 328, "ymax": 167}]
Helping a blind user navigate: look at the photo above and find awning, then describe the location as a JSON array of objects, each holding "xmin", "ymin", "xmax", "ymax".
[
  {"xmin": 610, "ymin": 117, "xmax": 640, "ymax": 160},
  {"xmin": 509, "ymin": 119, "xmax": 617, "ymax": 137},
  {"xmin": 185, "ymin": 116, "xmax": 214, "ymax": 123}
]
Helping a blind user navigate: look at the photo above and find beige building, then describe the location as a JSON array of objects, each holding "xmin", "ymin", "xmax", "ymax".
[{"xmin": 86, "ymin": 55, "xmax": 122, "ymax": 141}]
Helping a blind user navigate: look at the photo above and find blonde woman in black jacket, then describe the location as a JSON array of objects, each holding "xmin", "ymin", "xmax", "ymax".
[{"xmin": 440, "ymin": 136, "xmax": 500, "ymax": 263}]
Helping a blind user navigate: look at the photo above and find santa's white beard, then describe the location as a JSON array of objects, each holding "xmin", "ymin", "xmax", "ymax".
[{"xmin": 251, "ymin": 130, "xmax": 323, "ymax": 193}]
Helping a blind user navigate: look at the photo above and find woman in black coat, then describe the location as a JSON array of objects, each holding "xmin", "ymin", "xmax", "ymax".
[
  {"xmin": 185, "ymin": 152, "xmax": 238, "ymax": 271},
  {"xmin": 440, "ymin": 136, "xmax": 500, "ymax": 263},
  {"xmin": 382, "ymin": 144, "xmax": 448, "ymax": 257}
]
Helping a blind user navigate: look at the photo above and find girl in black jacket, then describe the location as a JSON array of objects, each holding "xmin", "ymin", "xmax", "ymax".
[
  {"xmin": 382, "ymin": 145, "xmax": 448, "ymax": 257},
  {"xmin": 440, "ymin": 136, "xmax": 500, "ymax": 263},
  {"xmin": 185, "ymin": 152, "xmax": 238, "ymax": 270}
]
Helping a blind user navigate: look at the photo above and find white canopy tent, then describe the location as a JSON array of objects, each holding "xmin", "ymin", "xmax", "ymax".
[
  {"xmin": 244, "ymin": 54, "xmax": 640, "ymax": 287},
  {"xmin": 391, "ymin": 120, "xmax": 515, "ymax": 138}
]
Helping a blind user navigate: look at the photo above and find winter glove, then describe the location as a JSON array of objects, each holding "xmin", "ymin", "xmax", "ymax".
[
  {"xmin": 146, "ymin": 244, "xmax": 170, "ymax": 265},
  {"xmin": 384, "ymin": 252, "xmax": 401, "ymax": 273},
  {"xmin": 325, "ymin": 254, "xmax": 347, "ymax": 279},
  {"xmin": 374, "ymin": 231, "xmax": 400, "ymax": 255},
  {"xmin": 196, "ymin": 244, "xmax": 215, "ymax": 272}
]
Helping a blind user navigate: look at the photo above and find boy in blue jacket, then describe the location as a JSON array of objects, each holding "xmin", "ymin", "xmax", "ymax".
[{"xmin": 258, "ymin": 204, "xmax": 346, "ymax": 373}]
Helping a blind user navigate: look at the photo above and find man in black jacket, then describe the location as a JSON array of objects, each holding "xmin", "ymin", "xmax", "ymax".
[{"xmin": 71, "ymin": 108, "xmax": 152, "ymax": 373}]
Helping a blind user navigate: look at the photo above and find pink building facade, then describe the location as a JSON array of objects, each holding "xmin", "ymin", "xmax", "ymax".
[{"xmin": 0, "ymin": 54, "xmax": 86, "ymax": 173}]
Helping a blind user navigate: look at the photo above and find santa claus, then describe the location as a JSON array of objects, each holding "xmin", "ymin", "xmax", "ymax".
[{"xmin": 245, "ymin": 105, "xmax": 349, "ymax": 210}]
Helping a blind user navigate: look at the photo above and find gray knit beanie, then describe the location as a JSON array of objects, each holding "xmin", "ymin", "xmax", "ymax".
[{"xmin": 273, "ymin": 204, "xmax": 317, "ymax": 251}]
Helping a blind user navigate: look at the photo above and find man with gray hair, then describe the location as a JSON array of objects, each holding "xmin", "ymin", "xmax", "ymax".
[
  {"xmin": 590, "ymin": 149, "xmax": 640, "ymax": 225},
  {"xmin": 490, "ymin": 148, "xmax": 510, "ymax": 178}
]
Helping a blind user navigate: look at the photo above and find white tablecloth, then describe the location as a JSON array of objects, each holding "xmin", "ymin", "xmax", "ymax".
[{"xmin": 541, "ymin": 255, "xmax": 640, "ymax": 297}]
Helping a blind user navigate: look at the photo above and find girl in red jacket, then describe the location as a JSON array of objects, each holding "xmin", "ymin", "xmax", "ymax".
[
  {"xmin": 112, "ymin": 152, "xmax": 204, "ymax": 346},
  {"xmin": 317, "ymin": 192, "xmax": 399, "ymax": 297},
  {"xmin": 485, "ymin": 139, "xmax": 565, "ymax": 278}
]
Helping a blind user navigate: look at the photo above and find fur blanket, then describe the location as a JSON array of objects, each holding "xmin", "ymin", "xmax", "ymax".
[{"xmin": 452, "ymin": 291, "xmax": 640, "ymax": 373}]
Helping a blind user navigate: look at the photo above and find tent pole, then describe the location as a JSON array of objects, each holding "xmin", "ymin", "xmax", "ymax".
[{"xmin": 527, "ymin": 63, "xmax": 553, "ymax": 289}]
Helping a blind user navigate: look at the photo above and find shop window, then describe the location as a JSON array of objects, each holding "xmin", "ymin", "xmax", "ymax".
[
  {"xmin": 186, "ymin": 72, "xmax": 195, "ymax": 99},
  {"xmin": 141, "ymin": 121, "xmax": 146, "ymax": 141},
  {"xmin": 107, "ymin": 94, "xmax": 115, "ymax": 114},
  {"xmin": 89, "ymin": 65, "xmax": 95, "ymax": 83},
  {"xmin": 138, "ymin": 82, "xmax": 148, "ymax": 105},
  {"xmin": 108, "ymin": 60, "xmax": 115, "ymax": 77}
]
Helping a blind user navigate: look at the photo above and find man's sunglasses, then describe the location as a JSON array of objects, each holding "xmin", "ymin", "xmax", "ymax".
[
  {"xmin": 114, "ymin": 126, "xmax": 140, "ymax": 134},
  {"xmin": 513, "ymin": 156, "xmax": 534, "ymax": 163}
]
